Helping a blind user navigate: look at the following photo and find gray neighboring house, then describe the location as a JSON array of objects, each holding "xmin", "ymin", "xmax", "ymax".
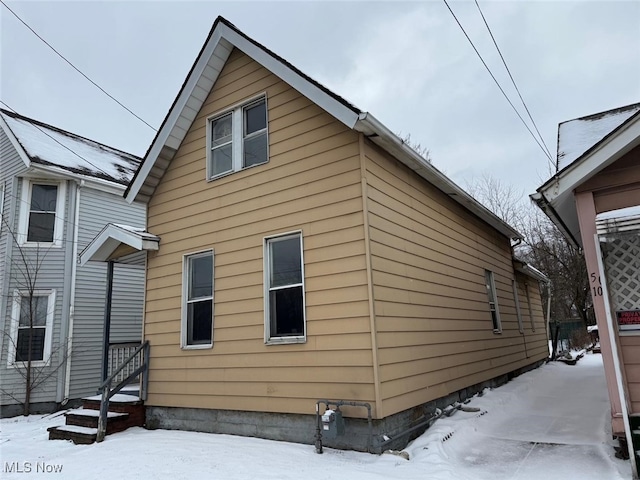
[{"xmin": 0, "ymin": 109, "xmax": 146, "ymax": 417}]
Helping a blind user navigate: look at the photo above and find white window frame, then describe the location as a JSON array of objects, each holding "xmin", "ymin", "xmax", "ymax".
[
  {"xmin": 17, "ymin": 179, "xmax": 66, "ymax": 248},
  {"xmin": 181, "ymin": 250, "xmax": 214, "ymax": 349},
  {"xmin": 512, "ymin": 279, "xmax": 524, "ymax": 334},
  {"xmin": 485, "ymin": 270, "xmax": 502, "ymax": 333},
  {"xmin": 205, "ymin": 94, "xmax": 269, "ymax": 180},
  {"xmin": 7, "ymin": 289, "xmax": 56, "ymax": 368},
  {"xmin": 264, "ymin": 231, "xmax": 306, "ymax": 345},
  {"xmin": 525, "ymin": 282, "xmax": 536, "ymax": 331}
]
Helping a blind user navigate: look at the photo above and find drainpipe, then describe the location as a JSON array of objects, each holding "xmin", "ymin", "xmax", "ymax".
[
  {"xmin": 595, "ymin": 234, "xmax": 637, "ymax": 478},
  {"xmin": 63, "ymin": 181, "xmax": 82, "ymax": 402}
]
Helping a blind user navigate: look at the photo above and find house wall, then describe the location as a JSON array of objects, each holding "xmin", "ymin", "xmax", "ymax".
[
  {"xmin": 144, "ymin": 48, "xmax": 375, "ymax": 417},
  {"xmin": 576, "ymin": 145, "xmax": 640, "ymax": 431},
  {"xmin": 362, "ymin": 141, "xmax": 548, "ymax": 417},
  {"xmin": 0, "ymin": 173, "xmax": 71, "ymax": 409},
  {"xmin": 70, "ymin": 186, "xmax": 146, "ymax": 399}
]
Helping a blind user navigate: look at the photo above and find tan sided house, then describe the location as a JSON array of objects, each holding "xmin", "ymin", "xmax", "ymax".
[{"xmin": 81, "ymin": 17, "xmax": 550, "ymax": 451}]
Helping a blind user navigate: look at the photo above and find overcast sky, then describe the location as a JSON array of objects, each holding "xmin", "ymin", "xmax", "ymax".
[{"xmin": 1, "ymin": 1, "xmax": 639, "ymax": 199}]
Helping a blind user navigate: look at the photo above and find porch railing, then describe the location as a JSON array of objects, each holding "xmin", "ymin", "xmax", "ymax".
[
  {"xmin": 96, "ymin": 340, "xmax": 149, "ymax": 443},
  {"xmin": 108, "ymin": 342, "xmax": 143, "ymax": 384}
]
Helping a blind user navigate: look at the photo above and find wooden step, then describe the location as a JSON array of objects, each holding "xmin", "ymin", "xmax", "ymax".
[
  {"xmin": 65, "ymin": 409, "xmax": 130, "ymax": 434},
  {"xmin": 48, "ymin": 425, "xmax": 97, "ymax": 445}
]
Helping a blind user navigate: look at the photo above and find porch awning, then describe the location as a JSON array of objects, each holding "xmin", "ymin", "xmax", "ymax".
[
  {"xmin": 79, "ymin": 223, "xmax": 160, "ymax": 266},
  {"xmin": 596, "ymin": 205, "xmax": 640, "ymax": 236}
]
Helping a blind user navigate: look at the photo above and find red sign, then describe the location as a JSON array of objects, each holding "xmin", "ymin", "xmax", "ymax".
[{"xmin": 617, "ymin": 310, "xmax": 640, "ymax": 325}]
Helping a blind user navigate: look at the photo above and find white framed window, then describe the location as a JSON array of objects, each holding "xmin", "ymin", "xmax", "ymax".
[
  {"xmin": 8, "ymin": 290, "xmax": 56, "ymax": 367},
  {"xmin": 18, "ymin": 179, "xmax": 66, "ymax": 247},
  {"xmin": 512, "ymin": 279, "xmax": 524, "ymax": 334},
  {"xmin": 264, "ymin": 231, "xmax": 306, "ymax": 344},
  {"xmin": 181, "ymin": 250, "xmax": 214, "ymax": 348},
  {"xmin": 485, "ymin": 270, "xmax": 502, "ymax": 333},
  {"xmin": 206, "ymin": 95, "xmax": 268, "ymax": 179},
  {"xmin": 525, "ymin": 282, "xmax": 536, "ymax": 331}
]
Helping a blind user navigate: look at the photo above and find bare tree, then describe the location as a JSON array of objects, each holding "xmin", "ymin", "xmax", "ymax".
[
  {"xmin": 1, "ymin": 216, "xmax": 70, "ymax": 416},
  {"xmin": 465, "ymin": 173, "xmax": 591, "ymax": 327},
  {"xmin": 398, "ymin": 132, "xmax": 432, "ymax": 163}
]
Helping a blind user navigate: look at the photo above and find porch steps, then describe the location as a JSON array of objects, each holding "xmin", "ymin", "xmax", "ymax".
[
  {"xmin": 48, "ymin": 394, "xmax": 145, "ymax": 444},
  {"xmin": 628, "ymin": 414, "xmax": 640, "ymax": 464}
]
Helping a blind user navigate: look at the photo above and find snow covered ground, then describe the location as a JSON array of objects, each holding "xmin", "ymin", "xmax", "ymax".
[{"xmin": 0, "ymin": 353, "xmax": 631, "ymax": 479}]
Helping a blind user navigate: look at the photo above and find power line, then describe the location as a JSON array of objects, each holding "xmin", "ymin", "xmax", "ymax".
[
  {"xmin": 474, "ymin": 0, "xmax": 554, "ymax": 161},
  {"xmin": 442, "ymin": 0, "xmax": 554, "ymax": 165},
  {"xmin": 0, "ymin": 0, "xmax": 157, "ymax": 133}
]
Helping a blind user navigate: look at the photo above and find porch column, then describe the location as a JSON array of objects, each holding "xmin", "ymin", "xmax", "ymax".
[{"xmin": 101, "ymin": 260, "xmax": 115, "ymax": 382}]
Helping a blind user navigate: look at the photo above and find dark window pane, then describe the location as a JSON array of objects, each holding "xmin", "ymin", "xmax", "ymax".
[
  {"xmin": 30, "ymin": 184, "xmax": 57, "ymax": 212},
  {"xmin": 189, "ymin": 254, "xmax": 212, "ymax": 300},
  {"xmin": 244, "ymin": 100, "xmax": 266, "ymax": 135},
  {"xmin": 187, "ymin": 300, "xmax": 213, "ymax": 345},
  {"xmin": 16, "ymin": 328, "xmax": 45, "ymax": 361},
  {"xmin": 270, "ymin": 237, "xmax": 301, "ymax": 287},
  {"xmin": 27, "ymin": 212, "xmax": 55, "ymax": 242},
  {"xmin": 243, "ymin": 133, "xmax": 267, "ymax": 168},
  {"xmin": 19, "ymin": 296, "xmax": 48, "ymax": 327},
  {"xmin": 270, "ymin": 286, "xmax": 303, "ymax": 336},
  {"xmin": 211, "ymin": 144, "xmax": 232, "ymax": 176},
  {"xmin": 211, "ymin": 113, "xmax": 232, "ymax": 147}
]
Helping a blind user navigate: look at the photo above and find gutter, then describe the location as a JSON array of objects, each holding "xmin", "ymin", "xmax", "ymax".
[
  {"xmin": 63, "ymin": 181, "xmax": 82, "ymax": 402},
  {"xmin": 530, "ymin": 191, "xmax": 581, "ymax": 249},
  {"xmin": 354, "ymin": 112, "xmax": 522, "ymax": 242}
]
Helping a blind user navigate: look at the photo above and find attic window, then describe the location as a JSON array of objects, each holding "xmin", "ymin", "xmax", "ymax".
[{"xmin": 207, "ymin": 96, "xmax": 268, "ymax": 180}]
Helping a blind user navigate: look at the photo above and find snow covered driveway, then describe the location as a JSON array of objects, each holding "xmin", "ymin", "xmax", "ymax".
[{"xmin": 0, "ymin": 354, "xmax": 631, "ymax": 479}]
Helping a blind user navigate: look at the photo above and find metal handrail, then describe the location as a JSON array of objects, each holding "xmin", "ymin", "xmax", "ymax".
[{"xmin": 96, "ymin": 341, "xmax": 149, "ymax": 442}]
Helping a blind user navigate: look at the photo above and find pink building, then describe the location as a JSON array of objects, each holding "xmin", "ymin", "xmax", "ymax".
[{"xmin": 533, "ymin": 102, "xmax": 640, "ymax": 476}]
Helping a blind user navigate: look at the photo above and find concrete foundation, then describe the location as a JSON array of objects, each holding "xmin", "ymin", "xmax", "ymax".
[{"xmin": 146, "ymin": 359, "xmax": 546, "ymax": 452}]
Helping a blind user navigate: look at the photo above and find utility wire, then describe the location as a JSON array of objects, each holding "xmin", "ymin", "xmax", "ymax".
[
  {"xmin": 474, "ymin": 0, "xmax": 554, "ymax": 161},
  {"xmin": 0, "ymin": 100, "xmax": 133, "ymax": 187},
  {"xmin": 442, "ymin": 0, "xmax": 554, "ymax": 165},
  {"xmin": 0, "ymin": 0, "xmax": 157, "ymax": 133}
]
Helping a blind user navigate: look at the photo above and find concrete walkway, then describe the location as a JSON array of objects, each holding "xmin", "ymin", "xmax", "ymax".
[{"xmin": 434, "ymin": 353, "xmax": 629, "ymax": 480}]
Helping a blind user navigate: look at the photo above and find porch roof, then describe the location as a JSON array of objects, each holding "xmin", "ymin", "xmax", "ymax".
[{"xmin": 79, "ymin": 223, "xmax": 160, "ymax": 265}]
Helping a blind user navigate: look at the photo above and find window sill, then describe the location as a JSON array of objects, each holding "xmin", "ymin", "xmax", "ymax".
[
  {"xmin": 206, "ymin": 160, "xmax": 269, "ymax": 183},
  {"xmin": 8, "ymin": 360, "xmax": 50, "ymax": 369},
  {"xmin": 265, "ymin": 336, "xmax": 306, "ymax": 345},
  {"xmin": 181, "ymin": 344, "xmax": 213, "ymax": 350},
  {"xmin": 19, "ymin": 241, "xmax": 62, "ymax": 248}
]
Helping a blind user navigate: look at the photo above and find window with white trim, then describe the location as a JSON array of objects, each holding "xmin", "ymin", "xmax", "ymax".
[
  {"xmin": 264, "ymin": 232, "xmax": 306, "ymax": 343},
  {"xmin": 525, "ymin": 282, "xmax": 536, "ymax": 331},
  {"xmin": 207, "ymin": 96, "xmax": 268, "ymax": 179},
  {"xmin": 18, "ymin": 179, "xmax": 66, "ymax": 247},
  {"xmin": 9, "ymin": 290, "xmax": 55, "ymax": 366},
  {"xmin": 182, "ymin": 251, "xmax": 214, "ymax": 347},
  {"xmin": 485, "ymin": 270, "xmax": 502, "ymax": 333}
]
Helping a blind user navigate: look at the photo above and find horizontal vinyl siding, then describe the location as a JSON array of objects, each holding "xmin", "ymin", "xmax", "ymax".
[
  {"xmin": 364, "ymin": 141, "xmax": 548, "ymax": 417},
  {"xmin": 145, "ymin": 48, "xmax": 375, "ymax": 417},
  {"xmin": 0, "ymin": 176, "xmax": 70, "ymax": 406},
  {"xmin": 70, "ymin": 187, "xmax": 145, "ymax": 399}
]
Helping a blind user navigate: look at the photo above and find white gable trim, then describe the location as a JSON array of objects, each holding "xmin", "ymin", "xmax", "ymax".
[
  {"xmin": 0, "ymin": 114, "xmax": 31, "ymax": 169},
  {"xmin": 541, "ymin": 114, "xmax": 640, "ymax": 204},
  {"xmin": 79, "ymin": 223, "xmax": 159, "ymax": 265}
]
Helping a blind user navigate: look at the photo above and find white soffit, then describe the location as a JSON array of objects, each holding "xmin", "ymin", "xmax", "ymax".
[{"xmin": 79, "ymin": 223, "xmax": 159, "ymax": 265}]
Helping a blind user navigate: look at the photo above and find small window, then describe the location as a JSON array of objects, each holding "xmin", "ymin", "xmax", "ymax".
[
  {"xmin": 18, "ymin": 180, "xmax": 66, "ymax": 247},
  {"xmin": 525, "ymin": 283, "xmax": 535, "ymax": 331},
  {"xmin": 9, "ymin": 290, "xmax": 55, "ymax": 366},
  {"xmin": 207, "ymin": 96, "xmax": 268, "ymax": 179},
  {"xmin": 264, "ymin": 232, "xmax": 306, "ymax": 343},
  {"xmin": 485, "ymin": 270, "xmax": 501, "ymax": 333},
  {"xmin": 182, "ymin": 251, "xmax": 214, "ymax": 348},
  {"xmin": 512, "ymin": 279, "xmax": 524, "ymax": 334}
]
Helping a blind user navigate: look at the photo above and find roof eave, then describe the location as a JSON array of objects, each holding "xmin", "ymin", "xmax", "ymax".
[
  {"xmin": 355, "ymin": 112, "xmax": 522, "ymax": 242},
  {"xmin": 79, "ymin": 223, "xmax": 159, "ymax": 265}
]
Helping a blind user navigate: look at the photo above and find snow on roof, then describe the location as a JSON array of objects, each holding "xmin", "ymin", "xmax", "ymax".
[
  {"xmin": 557, "ymin": 103, "xmax": 640, "ymax": 171},
  {"xmin": 1, "ymin": 109, "xmax": 141, "ymax": 185}
]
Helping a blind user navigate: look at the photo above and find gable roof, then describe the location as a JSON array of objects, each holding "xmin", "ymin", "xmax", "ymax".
[
  {"xmin": 532, "ymin": 102, "xmax": 640, "ymax": 247},
  {"xmin": 79, "ymin": 223, "xmax": 160, "ymax": 265},
  {"xmin": 125, "ymin": 16, "xmax": 521, "ymax": 242},
  {"xmin": 0, "ymin": 109, "xmax": 141, "ymax": 186}
]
